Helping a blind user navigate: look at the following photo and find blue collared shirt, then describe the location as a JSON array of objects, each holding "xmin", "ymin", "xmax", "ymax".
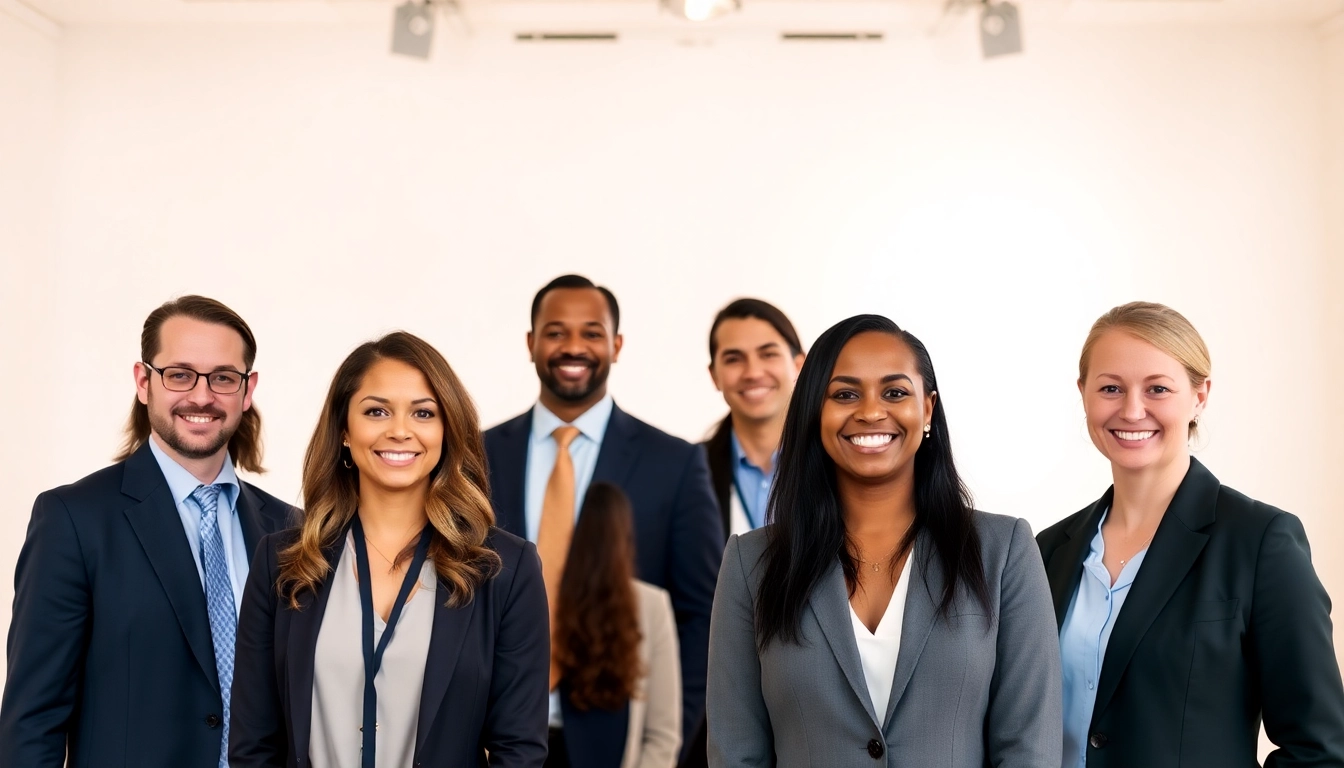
[
  {"xmin": 1059, "ymin": 510, "xmax": 1151, "ymax": 767},
  {"xmin": 523, "ymin": 394, "xmax": 615, "ymax": 545},
  {"xmin": 729, "ymin": 431, "xmax": 776, "ymax": 531},
  {"xmin": 524, "ymin": 395, "xmax": 615, "ymax": 727},
  {"xmin": 147, "ymin": 436, "xmax": 249, "ymax": 614}
]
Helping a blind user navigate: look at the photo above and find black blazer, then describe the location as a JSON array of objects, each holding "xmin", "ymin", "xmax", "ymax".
[
  {"xmin": 483, "ymin": 403, "xmax": 723, "ymax": 758},
  {"xmin": 228, "ymin": 525, "xmax": 550, "ymax": 768},
  {"xmin": 0, "ymin": 442, "xmax": 292, "ymax": 768},
  {"xmin": 1037, "ymin": 457, "xmax": 1344, "ymax": 768},
  {"xmin": 701, "ymin": 416, "xmax": 734, "ymax": 542}
]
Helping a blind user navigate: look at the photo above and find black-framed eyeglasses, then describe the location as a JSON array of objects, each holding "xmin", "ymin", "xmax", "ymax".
[{"xmin": 142, "ymin": 362, "xmax": 251, "ymax": 394}]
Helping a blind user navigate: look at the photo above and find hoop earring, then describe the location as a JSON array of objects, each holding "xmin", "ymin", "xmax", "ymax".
[{"xmin": 342, "ymin": 457, "xmax": 353, "ymax": 469}]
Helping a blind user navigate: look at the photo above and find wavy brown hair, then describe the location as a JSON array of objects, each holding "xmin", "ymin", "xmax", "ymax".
[
  {"xmin": 277, "ymin": 331, "xmax": 501, "ymax": 609},
  {"xmin": 116, "ymin": 295, "xmax": 265, "ymax": 472},
  {"xmin": 554, "ymin": 482, "xmax": 643, "ymax": 711}
]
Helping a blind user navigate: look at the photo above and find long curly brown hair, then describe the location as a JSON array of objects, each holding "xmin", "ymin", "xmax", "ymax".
[
  {"xmin": 554, "ymin": 482, "xmax": 643, "ymax": 711},
  {"xmin": 277, "ymin": 331, "xmax": 501, "ymax": 609}
]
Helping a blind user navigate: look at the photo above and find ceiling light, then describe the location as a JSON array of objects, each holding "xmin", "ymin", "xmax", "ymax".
[{"xmin": 662, "ymin": 0, "xmax": 741, "ymax": 23}]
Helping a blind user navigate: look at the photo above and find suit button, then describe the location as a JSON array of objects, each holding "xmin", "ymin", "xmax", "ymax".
[
  {"xmin": 1089, "ymin": 733, "xmax": 1108, "ymax": 749},
  {"xmin": 205, "ymin": 714, "xmax": 221, "ymax": 728},
  {"xmin": 867, "ymin": 739, "xmax": 884, "ymax": 759}
]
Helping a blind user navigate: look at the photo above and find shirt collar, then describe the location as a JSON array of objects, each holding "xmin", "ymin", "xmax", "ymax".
[
  {"xmin": 530, "ymin": 393, "xmax": 615, "ymax": 444},
  {"xmin": 730, "ymin": 429, "xmax": 778, "ymax": 474},
  {"xmin": 147, "ymin": 435, "xmax": 241, "ymax": 512}
]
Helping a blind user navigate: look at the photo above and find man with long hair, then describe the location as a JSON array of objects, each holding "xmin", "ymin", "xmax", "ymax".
[
  {"xmin": 483, "ymin": 274, "xmax": 722, "ymax": 768},
  {"xmin": 0, "ymin": 295, "xmax": 293, "ymax": 768}
]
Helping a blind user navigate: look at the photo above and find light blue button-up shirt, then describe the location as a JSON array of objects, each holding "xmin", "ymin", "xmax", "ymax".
[
  {"xmin": 524, "ymin": 395, "xmax": 615, "ymax": 728},
  {"xmin": 1059, "ymin": 510, "xmax": 1151, "ymax": 768},
  {"xmin": 523, "ymin": 394, "xmax": 615, "ymax": 544},
  {"xmin": 147, "ymin": 436, "xmax": 248, "ymax": 614},
  {"xmin": 729, "ymin": 431, "xmax": 776, "ymax": 531}
]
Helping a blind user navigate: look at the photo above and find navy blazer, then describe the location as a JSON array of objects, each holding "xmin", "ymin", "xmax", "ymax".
[
  {"xmin": 483, "ymin": 403, "xmax": 723, "ymax": 760},
  {"xmin": 0, "ymin": 442, "xmax": 292, "ymax": 768},
  {"xmin": 1037, "ymin": 457, "xmax": 1344, "ymax": 767},
  {"xmin": 228, "ymin": 525, "xmax": 550, "ymax": 768}
]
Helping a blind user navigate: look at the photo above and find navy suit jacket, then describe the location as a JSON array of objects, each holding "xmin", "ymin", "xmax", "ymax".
[
  {"xmin": 0, "ymin": 441, "xmax": 292, "ymax": 768},
  {"xmin": 483, "ymin": 403, "xmax": 723, "ymax": 761},
  {"xmin": 1038, "ymin": 457, "xmax": 1344, "ymax": 767},
  {"xmin": 228, "ymin": 525, "xmax": 550, "ymax": 768}
]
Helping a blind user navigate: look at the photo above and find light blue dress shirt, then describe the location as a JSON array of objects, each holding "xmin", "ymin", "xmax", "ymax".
[
  {"xmin": 729, "ymin": 431, "xmax": 776, "ymax": 530},
  {"xmin": 1058, "ymin": 510, "xmax": 1151, "ymax": 768},
  {"xmin": 523, "ymin": 394, "xmax": 615, "ymax": 544},
  {"xmin": 523, "ymin": 395, "xmax": 615, "ymax": 728},
  {"xmin": 148, "ymin": 436, "xmax": 249, "ymax": 614}
]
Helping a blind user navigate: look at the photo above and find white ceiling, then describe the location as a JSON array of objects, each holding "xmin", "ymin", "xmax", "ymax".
[{"xmin": 10, "ymin": 0, "xmax": 1344, "ymax": 29}]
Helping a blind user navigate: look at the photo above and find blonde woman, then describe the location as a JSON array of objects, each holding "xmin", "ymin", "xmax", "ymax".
[
  {"xmin": 230, "ymin": 332, "xmax": 549, "ymax": 768},
  {"xmin": 1038, "ymin": 302, "xmax": 1344, "ymax": 767}
]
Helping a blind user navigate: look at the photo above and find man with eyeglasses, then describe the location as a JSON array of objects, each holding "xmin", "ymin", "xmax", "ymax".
[{"xmin": 0, "ymin": 295, "xmax": 294, "ymax": 768}]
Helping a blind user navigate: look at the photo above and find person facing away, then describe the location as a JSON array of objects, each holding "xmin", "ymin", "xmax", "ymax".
[
  {"xmin": 0, "ymin": 295, "xmax": 294, "ymax": 768},
  {"xmin": 548, "ymin": 482, "xmax": 682, "ymax": 768},
  {"xmin": 1037, "ymin": 301, "xmax": 1344, "ymax": 768},
  {"xmin": 482, "ymin": 274, "xmax": 723, "ymax": 767},
  {"xmin": 703, "ymin": 298, "xmax": 806, "ymax": 540},
  {"xmin": 229, "ymin": 331, "xmax": 550, "ymax": 768},
  {"xmin": 707, "ymin": 314, "xmax": 1063, "ymax": 768}
]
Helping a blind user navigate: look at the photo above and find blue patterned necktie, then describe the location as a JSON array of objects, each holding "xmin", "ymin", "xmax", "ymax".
[{"xmin": 191, "ymin": 484, "xmax": 236, "ymax": 768}]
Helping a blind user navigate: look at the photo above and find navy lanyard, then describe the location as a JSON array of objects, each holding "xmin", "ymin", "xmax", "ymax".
[
  {"xmin": 350, "ymin": 515, "xmax": 432, "ymax": 768},
  {"xmin": 730, "ymin": 474, "xmax": 759, "ymax": 531}
]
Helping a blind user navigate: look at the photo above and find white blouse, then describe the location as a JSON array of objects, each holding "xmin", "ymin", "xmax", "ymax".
[
  {"xmin": 310, "ymin": 532, "xmax": 437, "ymax": 768},
  {"xmin": 848, "ymin": 554, "xmax": 914, "ymax": 721}
]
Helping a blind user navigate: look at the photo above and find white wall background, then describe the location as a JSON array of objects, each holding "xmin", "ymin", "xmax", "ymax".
[
  {"xmin": 0, "ymin": 3, "xmax": 61, "ymax": 687},
  {"xmin": 2, "ymin": 3, "xmax": 1342, "ymax": 726}
]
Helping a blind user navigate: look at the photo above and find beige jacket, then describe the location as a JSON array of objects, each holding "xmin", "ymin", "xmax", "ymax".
[{"xmin": 623, "ymin": 580, "xmax": 682, "ymax": 768}]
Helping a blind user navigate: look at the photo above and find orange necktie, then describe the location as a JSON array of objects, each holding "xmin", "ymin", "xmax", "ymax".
[{"xmin": 537, "ymin": 425, "xmax": 581, "ymax": 690}]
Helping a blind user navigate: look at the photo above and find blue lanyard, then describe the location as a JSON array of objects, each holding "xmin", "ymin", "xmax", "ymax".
[
  {"xmin": 351, "ymin": 515, "xmax": 432, "ymax": 768},
  {"xmin": 731, "ymin": 474, "xmax": 759, "ymax": 531}
]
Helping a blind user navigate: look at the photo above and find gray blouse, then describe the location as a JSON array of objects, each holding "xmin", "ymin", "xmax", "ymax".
[{"xmin": 311, "ymin": 532, "xmax": 436, "ymax": 768}]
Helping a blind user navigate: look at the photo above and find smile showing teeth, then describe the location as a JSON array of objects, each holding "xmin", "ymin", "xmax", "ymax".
[
  {"xmin": 376, "ymin": 451, "xmax": 418, "ymax": 461},
  {"xmin": 848, "ymin": 434, "xmax": 894, "ymax": 448},
  {"xmin": 180, "ymin": 415, "xmax": 216, "ymax": 424},
  {"xmin": 1113, "ymin": 430, "xmax": 1156, "ymax": 441}
]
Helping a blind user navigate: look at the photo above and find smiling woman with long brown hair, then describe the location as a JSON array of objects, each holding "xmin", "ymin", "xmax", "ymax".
[{"xmin": 229, "ymin": 331, "xmax": 550, "ymax": 768}]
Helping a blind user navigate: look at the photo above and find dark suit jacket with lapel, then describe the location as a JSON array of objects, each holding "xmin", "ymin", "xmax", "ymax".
[
  {"xmin": 484, "ymin": 403, "xmax": 724, "ymax": 761},
  {"xmin": 1037, "ymin": 457, "xmax": 1344, "ymax": 768},
  {"xmin": 0, "ymin": 442, "xmax": 293, "ymax": 768},
  {"xmin": 702, "ymin": 416, "xmax": 734, "ymax": 542},
  {"xmin": 228, "ymin": 524, "xmax": 550, "ymax": 768}
]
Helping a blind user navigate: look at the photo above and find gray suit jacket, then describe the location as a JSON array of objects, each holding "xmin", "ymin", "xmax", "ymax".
[{"xmin": 706, "ymin": 512, "xmax": 1062, "ymax": 768}]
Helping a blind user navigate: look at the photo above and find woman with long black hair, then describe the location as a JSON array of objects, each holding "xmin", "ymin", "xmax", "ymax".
[{"xmin": 706, "ymin": 314, "xmax": 1061, "ymax": 768}]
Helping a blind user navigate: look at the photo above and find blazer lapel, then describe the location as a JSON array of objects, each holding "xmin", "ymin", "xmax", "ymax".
[
  {"xmin": 1046, "ymin": 492, "xmax": 1111, "ymax": 630},
  {"xmin": 592, "ymin": 404, "xmax": 639, "ymax": 488},
  {"xmin": 703, "ymin": 418, "xmax": 734, "ymax": 537},
  {"xmin": 286, "ymin": 535, "xmax": 346, "ymax": 762},
  {"xmin": 414, "ymin": 579, "xmax": 477, "ymax": 757},
  {"xmin": 492, "ymin": 413, "xmax": 531, "ymax": 537},
  {"xmin": 1091, "ymin": 459, "xmax": 1218, "ymax": 720},
  {"xmin": 883, "ymin": 532, "xmax": 938, "ymax": 728},
  {"xmin": 235, "ymin": 482, "xmax": 269, "ymax": 560},
  {"xmin": 808, "ymin": 559, "xmax": 880, "ymax": 728},
  {"xmin": 121, "ymin": 444, "xmax": 221, "ymax": 691}
]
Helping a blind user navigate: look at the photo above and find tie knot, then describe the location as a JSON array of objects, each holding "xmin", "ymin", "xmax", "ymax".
[
  {"xmin": 552, "ymin": 426, "xmax": 581, "ymax": 451},
  {"xmin": 191, "ymin": 484, "xmax": 222, "ymax": 513}
]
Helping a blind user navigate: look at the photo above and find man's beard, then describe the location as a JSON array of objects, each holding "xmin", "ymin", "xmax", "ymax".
[
  {"xmin": 538, "ymin": 356, "xmax": 610, "ymax": 403},
  {"xmin": 148, "ymin": 397, "xmax": 236, "ymax": 460}
]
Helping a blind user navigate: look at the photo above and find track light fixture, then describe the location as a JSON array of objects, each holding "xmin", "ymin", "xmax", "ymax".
[
  {"xmin": 661, "ymin": 0, "xmax": 742, "ymax": 23},
  {"xmin": 979, "ymin": 0, "xmax": 1022, "ymax": 58}
]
